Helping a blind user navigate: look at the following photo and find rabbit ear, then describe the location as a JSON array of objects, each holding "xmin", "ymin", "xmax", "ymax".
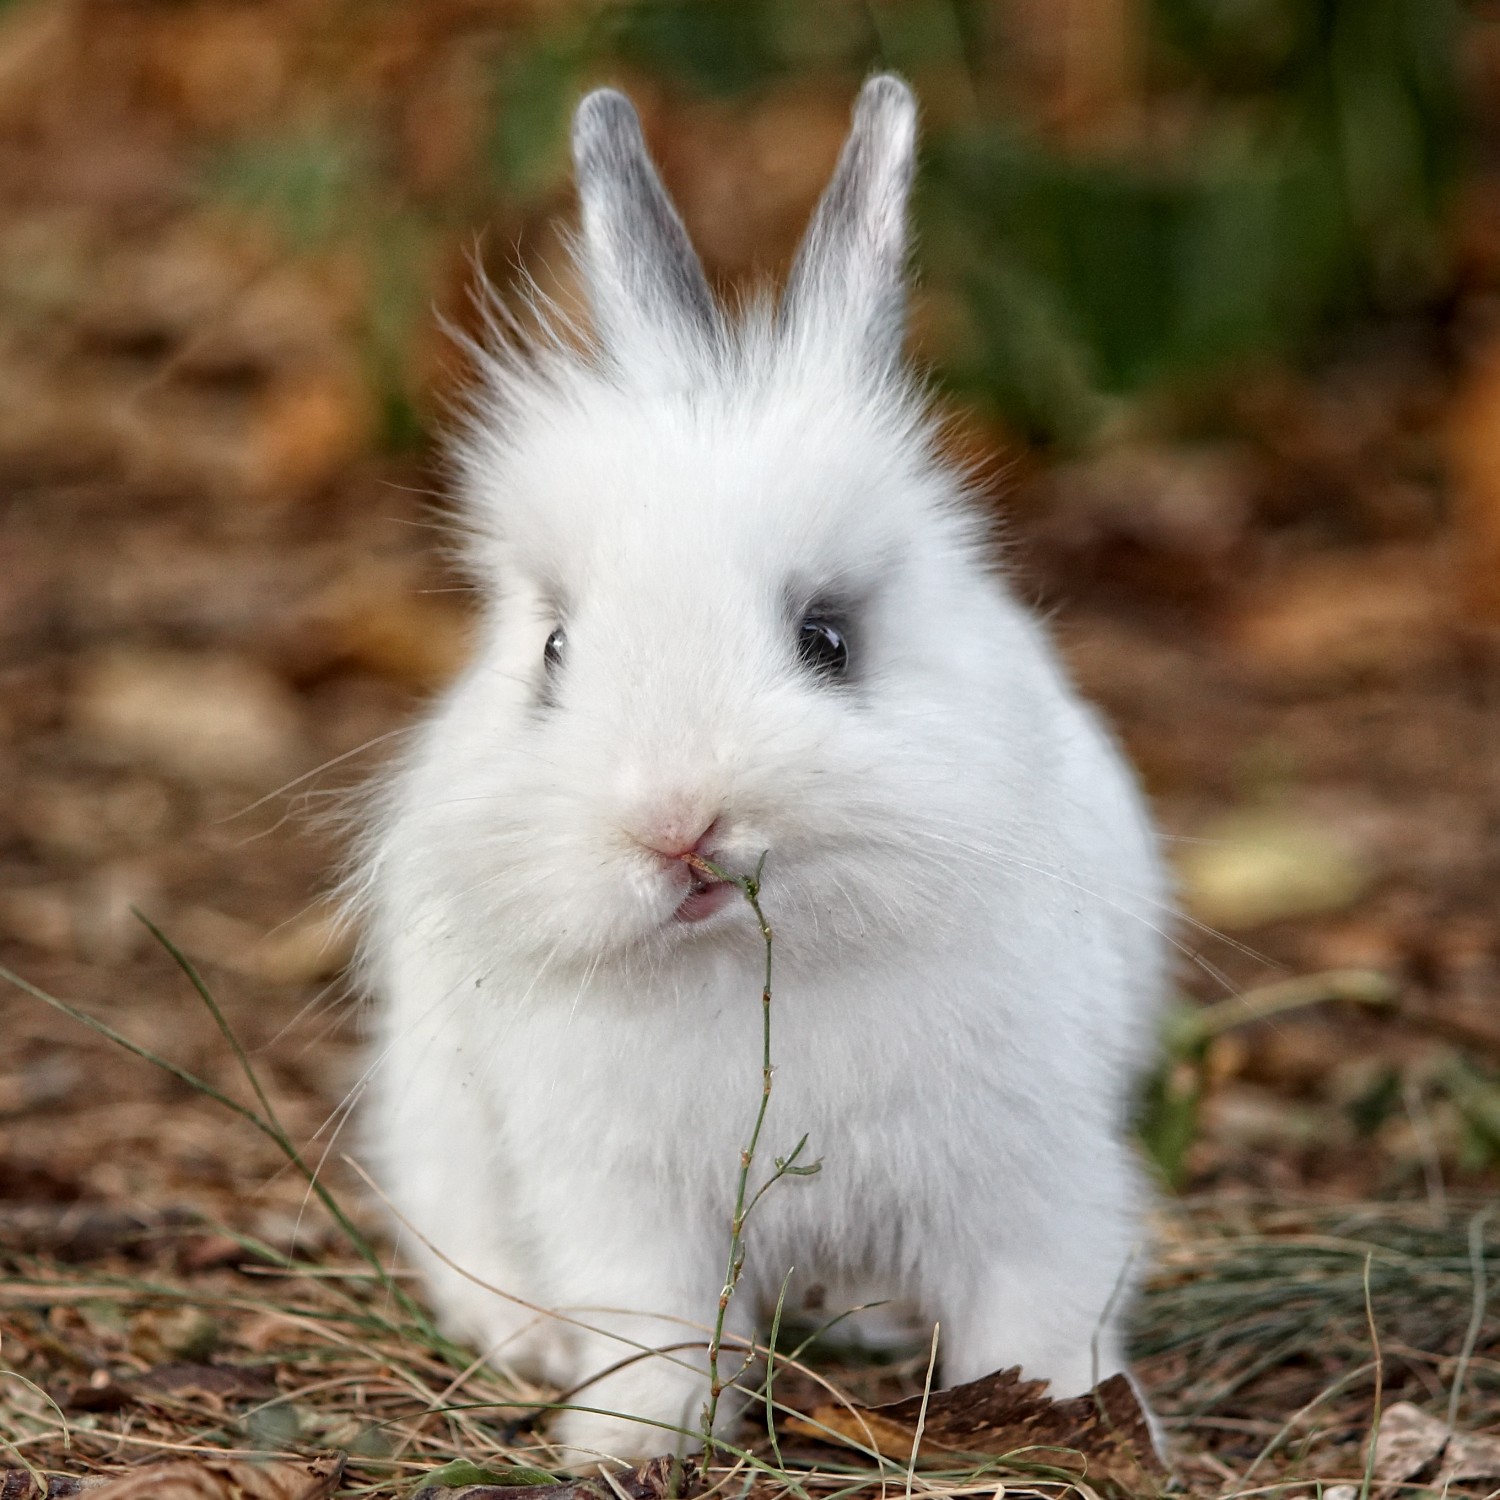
[
  {"xmin": 571, "ymin": 88, "xmax": 723, "ymax": 372},
  {"xmin": 782, "ymin": 74, "xmax": 917, "ymax": 369}
]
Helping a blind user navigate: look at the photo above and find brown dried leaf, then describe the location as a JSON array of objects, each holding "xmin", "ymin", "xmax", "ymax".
[
  {"xmin": 1226, "ymin": 546, "xmax": 1450, "ymax": 687},
  {"xmin": 133, "ymin": 1362, "xmax": 279, "ymax": 1405},
  {"xmin": 1439, "ymin": 1428, "xmax": 1500, "ymax": 1484},
  {"xmin": 71, "ymin": 649, "xmax": 304, "ymax": 788},
  {"xmin": 1372, "ymin": 1400, "xmax": 1449, "ymax": 1483},
  {"xmin": 785, "ymin": 1367, "xmax": 1164, "ymax": 1497},
  {"xmin": 1176, "ymin": 809, "xmax": 1369, "ymax": 930},
  {"xmin": 305, "ymin": 558, "xmax": 471, "ymax": 690},
  {"xmin": 85, "ymin": 1454, "xmax": 341, "ymax": 1500},
  {"xmin": 1357, "ymin": 1403, "xmax": 1500, "ymax": 1491},
  {"xmin": 1449, "ymin": 334, "xmax": 1500, "ymax": 627}
]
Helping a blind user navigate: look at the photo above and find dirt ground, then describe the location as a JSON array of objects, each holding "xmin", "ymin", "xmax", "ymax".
[
  {"xmin": 1, "ymin": 2, "xmax": 1499, "ymax": 1495},
  {"xmin": 3, "ymin": 341, "xmax": 1498, "ymax": 1496},
  {"xmin": 5, "ymin": 349, "xmax": 1499, "ymax": 1228}
]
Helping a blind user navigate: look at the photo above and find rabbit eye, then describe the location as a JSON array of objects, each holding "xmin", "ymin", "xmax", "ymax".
[
  {"xmin": 796, "ymin": 615, "xmax": 849, "ymax": 680},
  {"xmin": 543, "ymin": 626, "xmax": 566, "ymax": 673}
]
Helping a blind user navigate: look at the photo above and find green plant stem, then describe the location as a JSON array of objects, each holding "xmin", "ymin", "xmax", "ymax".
[
  {"xmin": 689, "ymin": 853, "xmax": 773, "ymax": 1471},
  {"xmin": 133, "ymin": 908, "xmax": 288, "ymax": 1139}
]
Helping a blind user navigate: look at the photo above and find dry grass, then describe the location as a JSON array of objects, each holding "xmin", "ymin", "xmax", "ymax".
[
  {"xmin": 1140, "ymin": 1200, "xmax": 1499, "ymax": 1494},
  {"xmin": 1, "ymin": 1195, "xmax": 1496, "ymax": 1498},
  {"xmin": 1, "ymin": 928, "xmax": 1497, "ymax": 1498}
]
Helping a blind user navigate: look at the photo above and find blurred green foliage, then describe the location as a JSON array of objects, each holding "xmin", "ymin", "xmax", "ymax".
[
  {"xmin": 201, "ymin": 0, "xmax": 1466, "ymax": 449},
  {"xmin": 206, "ymin": 127, "xmax": 439, "ymax": 449},
  {"xmin": 1138, "ymin": 991, "xmax": 1500, "ymax": 1191},
  {"xmin": 486, "ymin": 0, "xmax": 1464, "ymax": 444},
  {"xmin": 205, "ymin": 129, "xmax": 371, "ymax": 255}
]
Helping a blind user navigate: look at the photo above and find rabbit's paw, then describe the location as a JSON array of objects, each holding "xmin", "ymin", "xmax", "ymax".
[
  {"xmin": 550, "ymin": 1408, "xmax": 683, "ymax": 1472},
  {"xmin": 428, "ymin": 1276, "xmax": 572, "ymax": 1383},
  {"xmin": 549, "ymin": 1361, "xmax": 715, "ymax": 1470}
]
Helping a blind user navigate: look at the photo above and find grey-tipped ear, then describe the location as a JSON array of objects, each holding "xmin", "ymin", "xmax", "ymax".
[
  {"xmin": 782, "ymin": 75, "xmax": 917, "ymax": 366},
  {"xmin": 571, "ymin": 89, "xmax": 722, "ymax": 366}
]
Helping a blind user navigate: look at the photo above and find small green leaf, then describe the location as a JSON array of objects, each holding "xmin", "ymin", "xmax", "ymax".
[{"xmin": 420, "ymin": 1460, "xmax": 560, "ymax": 1488}]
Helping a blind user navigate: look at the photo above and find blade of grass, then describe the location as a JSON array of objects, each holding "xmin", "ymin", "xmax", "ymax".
[
  {"xmin": 132, "ymin": 908, "xmax": 394, "ymax": 1313},
  {"xmin": 1237, "ymin": 1359, "xmax": 1380, "ymax": 1486},
  {"xmin": 764, "ymin": 1271, "xmax": 793, "ymax": 1472},
  {"xmin": 0, "ymin": 959, "xmax": 432, "ymax": 1336},
  {"xmin": 1445, "ymin": 1206, "xmax": 1492, "ymax": 1432},
  {"xmin": 133, "ymin": 907, "xmax": 286, "ymax": 1140},
  {"xmin": 0, "ymin": 1368, "xmax": 69, "ymax": 1493},
  {"xmin": 1358, "ymin": 1252, "xmax": 1383, "ymax": 1500},
  {"xmin": 906, "ymin": 1323, "xmax": 940, "ymax": 1500}
]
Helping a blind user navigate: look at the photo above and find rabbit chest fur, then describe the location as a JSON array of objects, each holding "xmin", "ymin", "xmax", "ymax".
[{"xmin": 357, "ymin": 75, "xmax": 1169, "ymax": 1466}]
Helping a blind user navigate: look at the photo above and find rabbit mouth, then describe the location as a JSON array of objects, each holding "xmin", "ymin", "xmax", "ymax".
[{"xmin": 674, "ymin": 873, "xmax": 735, "ymax": 924}]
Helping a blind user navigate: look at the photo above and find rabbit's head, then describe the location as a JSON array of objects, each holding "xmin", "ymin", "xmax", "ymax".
[{"xmin": 426, "ymin": 77, "xmax": 1033, "ymax": 979}]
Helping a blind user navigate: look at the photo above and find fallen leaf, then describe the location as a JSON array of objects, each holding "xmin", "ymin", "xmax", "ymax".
[
  {"xmin": 244, "ymin": 369, "xmax": 370, "ymax": 508},
  {"xmin": 1352, "ymin": 1402, "xmax": 1500, "ymax": 1491},
  {"xmin": 412, "ymin": 1455, "xmax": 694, "ymax": 1500},
  {"xmin": 1030, "ymin": 442, "xmax": 1254, "ymax": 600},
  {"xmin": 418, "ymin": 1461, "xmax": 559, "ymax": 1488},
  {"xmin": 170, "ymin": 903, "xmax": 354, "ymax": 986},
  {"xmin": 303, "ymin": 558, "xmax": 471, "ymax": 690},
  {"xmin": 72, "ymin": 649, "xmax": 304, "ymax": 787},
  {"xmin": 133, "ymin": 1362, "xmax": 278, "ymax": 1406},
  {"xmin": 1373, "ymin": 1401, "xmax": 1449, "ymax": 1483},
  {"xmin": 1449, "ymin": 333, "xmax": 1500, "ymax": 628},
  {"xmin": 84, "ymin": 1454, "xmax": 341, "ymax": 1500},
  {"xmin": 1175, "ymin": 810, "xmax": 1369, "ymax": 930},
  {"xmin": 1439, "ymin": 1428, "xmax": 1500, "ymax": 1484},
  {"xmin": 785, "ymin": 1366, "xmax": 1165, "ymax": 1497},
  {"xmin": 244, "ymin": 903, "xmax": 356, "ymax": 986},
  {"xmin": 1225, "ymin": 546, "xmax": 1450, "ymax": 687}
]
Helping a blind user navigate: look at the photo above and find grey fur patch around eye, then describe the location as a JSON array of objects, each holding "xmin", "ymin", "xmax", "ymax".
[
  {"xmin": 785, "ymin": 580, "xmax": 871, "ymax": 691},
  {"xmin": 571, "ymin": 89, "xmax": 724, "ymax": 357}
]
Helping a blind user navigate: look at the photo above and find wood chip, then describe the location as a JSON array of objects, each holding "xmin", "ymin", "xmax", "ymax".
[
  {"xmin": 785, "ymin": 1366, "xmax": 1165, "ymax": 1497},
  {"xmin": 0, "ymin": 1476, "xmax": 109, "ymax": 1499}
]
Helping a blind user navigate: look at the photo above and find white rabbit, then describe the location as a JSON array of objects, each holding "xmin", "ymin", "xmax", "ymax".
[{"xmin": 357, "ymin": 75, "xmax": 1168, "ymax": 1468}]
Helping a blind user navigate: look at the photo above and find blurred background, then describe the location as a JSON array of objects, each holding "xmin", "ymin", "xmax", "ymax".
[{"xmin": 2, "ymin": 0, "xmax": 1499, "ymax": 1243}]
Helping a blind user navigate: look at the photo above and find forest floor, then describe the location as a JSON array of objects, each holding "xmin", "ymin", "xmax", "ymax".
[
  {"xmin": 2, "ymin": 387, "xmax": 1498, "ymax": 1496},
  {"xmin": 1, "ymin": 2, "xmax": 1499, "ymax": 1495}
]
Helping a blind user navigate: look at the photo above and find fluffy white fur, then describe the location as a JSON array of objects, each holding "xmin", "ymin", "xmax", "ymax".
[{"xmin": 357, "ymin": 75, "xmax": 1169, "ymax": 1468}]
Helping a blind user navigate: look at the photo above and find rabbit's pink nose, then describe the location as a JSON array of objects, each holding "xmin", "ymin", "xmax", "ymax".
[{"xmin": 634, "ymin": 816, "xmax": 720, "ymax": 862}]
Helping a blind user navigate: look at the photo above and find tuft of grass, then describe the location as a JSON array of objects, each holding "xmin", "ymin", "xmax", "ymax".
[
  {"xmin": 1, "ymin": 918, "xmax": 431, "ymax": 1341},
  {"xmin": 1136, "ymin": 969, "xmax": 1397, "ymax": 1189},
  {"xmin": 1135, "ymin": 1196, "xmax": 1499, "ymax": 1487}
]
